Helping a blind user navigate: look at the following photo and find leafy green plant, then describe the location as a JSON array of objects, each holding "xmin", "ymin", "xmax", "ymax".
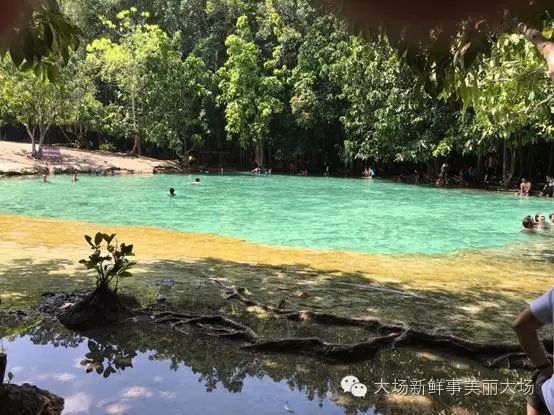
[{"xmin": 80, "ymin": 233, "xmax": 135, "ymax": 293}]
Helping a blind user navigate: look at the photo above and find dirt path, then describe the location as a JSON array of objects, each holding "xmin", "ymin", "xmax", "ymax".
[{"xmin": 0, "ymin": 141, "xmax": 178, "ymax": 176}]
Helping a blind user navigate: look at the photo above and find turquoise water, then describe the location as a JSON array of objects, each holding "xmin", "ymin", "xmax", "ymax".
[{"xmin": 0, "ymin": 174, "xmax": 552, "ymax": 254}]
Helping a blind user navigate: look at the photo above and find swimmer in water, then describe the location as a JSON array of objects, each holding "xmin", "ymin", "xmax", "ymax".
[
  {"xmin": 535, "ymin": 213, "xmax": 550, "ymax": 229},
  {"xmin": 522, "ymin": 215, "xmax": 536, "ymax": 231},
  {"xmin": 192, "ymin": 178, "xmax": 201, "ymax": 185},
  {"xmin": 72, "ymin": 174, "xmax": 78, "ymax": 182},
  {"xmin": 41, "ymin": 174, "xmax": 48, "ymax": 183},
  {"xmin": 168, "ymin": 187, "xmax": 176, "ymax": 197}
]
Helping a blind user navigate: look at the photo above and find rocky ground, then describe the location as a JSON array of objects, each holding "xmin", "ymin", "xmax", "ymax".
[{"xmin": 0, "ymin": 141, "xmax": 181, "ymax": 176}]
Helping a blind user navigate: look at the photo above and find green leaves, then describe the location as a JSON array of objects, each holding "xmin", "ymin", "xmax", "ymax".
[
  {"xmin": 79, "ymin": 232, "xmax": 135, "ymax": 291},
  {"xmin": 1, "ymin": 1, "xmax": 82, "ymax": 82},
  {"xmin": 218, "ymin": 15, "xmax": 285, "ymax": 151}
]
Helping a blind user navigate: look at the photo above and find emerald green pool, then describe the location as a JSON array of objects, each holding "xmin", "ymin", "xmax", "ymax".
[{"xmin": 0, "ymin": 174, "xmax": 552, "ymax": 254}]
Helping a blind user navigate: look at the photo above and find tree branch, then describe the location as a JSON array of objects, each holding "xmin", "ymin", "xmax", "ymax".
[{"xmin": 517, "ymin": 22, "xmax": 554, "ymax": 82}]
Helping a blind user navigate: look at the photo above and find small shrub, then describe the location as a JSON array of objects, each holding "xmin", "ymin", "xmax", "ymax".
[
  {"xmin": 80, "ymin": 233, "xmax": 135, "ymax": 293},
  {"xmin": 99, "ymin": 143, "xmax": 116, "ymax": 152}
]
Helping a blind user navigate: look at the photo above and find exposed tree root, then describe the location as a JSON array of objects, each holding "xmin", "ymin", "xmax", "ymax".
[
  {"xmin": 144, "ymin": 279, "xmax": 549, "ymax": 369},
  {"xmin": 208, "ymin": 279, "xmax": 547, "ymax": 369},
  {"xmin": 152, "ymin": 312, "xmax": 258, "ymax": 341}
]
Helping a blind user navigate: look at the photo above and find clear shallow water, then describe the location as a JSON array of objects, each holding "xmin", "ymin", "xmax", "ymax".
[
  {"xmin": 0, "ymin": 174, "xmax": 552, "ymax": 254},
  {"xmin": 4, "ymin": 324, "xmax": 378, "ymax": 415},
  {"xmin": 1, "ymin": 320, "xmax": 527, "ymax": 415}
]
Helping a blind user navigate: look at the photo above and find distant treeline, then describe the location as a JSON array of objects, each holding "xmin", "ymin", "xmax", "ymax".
[{"xmin": 0, "ymin": 0, "xmax": 553, "ymax": 183}]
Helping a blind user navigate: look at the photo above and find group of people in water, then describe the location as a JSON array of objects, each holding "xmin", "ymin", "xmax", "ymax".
[{"xmin": 522, "ymin": 212, "xmax": 554, "ymax": 230}]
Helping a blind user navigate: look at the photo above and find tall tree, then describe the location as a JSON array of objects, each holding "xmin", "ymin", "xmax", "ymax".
[
  {"xmin": 86, "ymin": 9, "xmax": 170, "ymax": 154},
  {"xmin": 145, "ymin": 39, "xmax": 215, "ymax": 160},
  {"xmin": 217, "ymin": 15, "xmax": 284, "ymax": 167},
  {"xmin": 0, "ymin": 56, "xmax": 96, "ymax": 155}
]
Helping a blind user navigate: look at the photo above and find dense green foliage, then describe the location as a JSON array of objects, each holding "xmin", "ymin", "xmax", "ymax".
[{"xmin": 1, "ymin": 0, "xmax": 553, "ymax": 182}]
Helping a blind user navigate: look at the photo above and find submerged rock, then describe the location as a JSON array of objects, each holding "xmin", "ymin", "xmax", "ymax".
[{"xmin": 0, "ymin": 383, "xmax": 64, "ymax": 415}]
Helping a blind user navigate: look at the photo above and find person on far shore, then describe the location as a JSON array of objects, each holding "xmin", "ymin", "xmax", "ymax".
[
  {"xmin": 168, "ymin": 187, "xmax": 176, "ymax": 197},
  {"xmin": 540, "ymin": 176, "xmax": 554, "ymax": 197},
  {"xmin": 40, "ymin": 174, "xmax": 48, "ymax": 183},
  {"xmin": 436, "ymin": 163, "xmax": 449, "ymax": 186},
  {"xmin": 72, "ymin": 174, "xmax": 78, "ymax": 182},
  {"xmin": 192, "ymin": 178, "xmax": 201, "ymax": 185},
  {"xmin": 362, "ymin": 166, "xmax": 376, "ymax": 179},
  {"xmin": 517, "ymin": 178, "xmax": 532, "ymax": 196}
]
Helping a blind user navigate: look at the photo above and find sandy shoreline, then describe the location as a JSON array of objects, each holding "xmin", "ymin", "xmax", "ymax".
[{"xmin": 0, "ymin": 140, "xmax": 179, "ymax": 176}]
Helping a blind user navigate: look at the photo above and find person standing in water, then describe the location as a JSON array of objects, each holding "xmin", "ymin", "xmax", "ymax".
[{"xmin": 72, "ymin": 174, "xmax": 78, "ymax": 182}]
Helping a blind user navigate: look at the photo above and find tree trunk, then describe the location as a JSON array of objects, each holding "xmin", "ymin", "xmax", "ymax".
[
  {"xmin": 182, "ymin": 134, "xmax": 188, "ymax": 165},
  {"xmin": 527, "ymin": 147, "xmax": 535, "ymax": 181},
  {"xmin": 131, "ymin": 134, "xmax": 141, "ymax": 156},
  {"xmin": 518, "ymin": 23, "xmax": 554, "ymax": 82},
  {"xmin": 546, "ymin": 143, "xmax": 554, "ymax": 176},
  {"xmin": 502, "ymin": 142, "xmax": 508, "ymax": 187},
  {"xmin": 519, "ymin": 147, "xmax": 525, "ymax": 180},
  {"xmin": 130, "ymin": 92, "xmax": 141, "ymax": 156},
  {"xmin": 505, "ymin": 147, "xmax": 517, "ymax": 188},
  {"xmin": 255, "ymin": 144, "xmax": 264, "ymax": 168},
  {"xmin": 24, "ymin": 124, "xmax": 37, "ymax": 156},
  {"xmin": 475, "ymin": 153, "xmax": 483, "ymax": 181},
  {"xmin": 38, "ymin": 124, "xmax": 50, "ymax": 154}
]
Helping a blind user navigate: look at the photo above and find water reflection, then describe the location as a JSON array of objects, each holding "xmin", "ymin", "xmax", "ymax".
[{"xmin": 1, "ymin": 318, "xmax": 530, "ymax": 415}]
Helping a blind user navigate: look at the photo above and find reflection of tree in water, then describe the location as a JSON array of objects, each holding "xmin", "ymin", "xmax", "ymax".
[
  {"xmin": 25, "ymin": 318, "xmax": 85, "ymax": 348},
  {"xmin": 80, "ymin": 339, "xmax": 136, "ymax": 378},
  {"xmin": 20, "ymin": 319, "xmax": 526, "ymax": 415}
]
